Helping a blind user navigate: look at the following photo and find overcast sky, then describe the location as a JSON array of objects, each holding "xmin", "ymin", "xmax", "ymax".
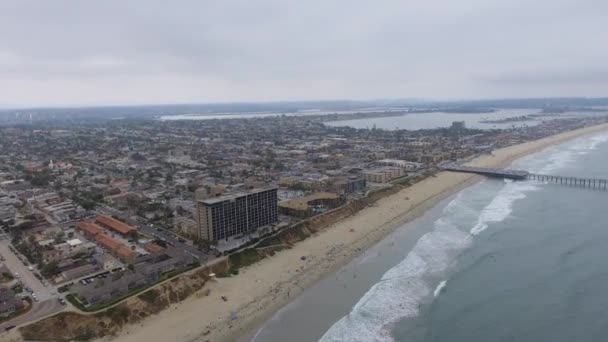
[{"xmin": 1, "ymin": 0, "xmax": 607, "ymax": 107}]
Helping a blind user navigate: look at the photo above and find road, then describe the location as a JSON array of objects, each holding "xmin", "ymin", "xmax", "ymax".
[
  {"xmin": 0, "ymin": 299, "xmax": 64, "ymax": 331},
  {"xmin": 0, "ymin": 232, "xmax": 65, "ymax": 330},
  {"xmin": 0, "ymin": 236, "xmax": 52, "ymax": 302}
]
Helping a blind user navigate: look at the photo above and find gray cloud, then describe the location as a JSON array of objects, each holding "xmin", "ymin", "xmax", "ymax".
[{"xmin": 0, "ymin": 0, "xmax": 607, "ymax": 106}]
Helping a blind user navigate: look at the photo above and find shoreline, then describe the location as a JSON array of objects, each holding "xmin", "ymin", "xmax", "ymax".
[{"xmin": 13, "ymin": 123, "xmax": 607, "ymax": 342}]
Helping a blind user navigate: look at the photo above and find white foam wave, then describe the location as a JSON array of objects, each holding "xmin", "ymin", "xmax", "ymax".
[
  {"xmin": 319, "ymin": 220, "xmax": 471, "ymax": 342},
  {"xmin": 518, "ymin": 132, "xmax": 608, "ymax": 174},
  {"xmin": 320, "ymin": 139, "xmax": 593, "ymax": 342},
  {"xmin": 433, "ymin": 280, "xmax": 447, "ymax": 297},
  {"xmin": 588, "ymin": 133, "xmax": 608, "ymax": 150},
  {"xmin": 470, "ymin": 182, "xmax": 538, "ymax": 236}
]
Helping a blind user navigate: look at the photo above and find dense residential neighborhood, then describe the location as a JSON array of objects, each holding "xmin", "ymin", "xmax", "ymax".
[{"xmin": 0, "ymin": 111, "xmax": 606, "ymax": 328}]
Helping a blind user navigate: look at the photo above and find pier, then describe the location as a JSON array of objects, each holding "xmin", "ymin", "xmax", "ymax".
[
  {"xmin": 527, "ymin": 174, "xmax": 608, "ymax": 190},
  {"xmin": 442, "ymin": 164, "xmax": 608, "ymax": 190},
  {"xmin": 441, "ymin": 164, "xmax": 529, "ymax": 180}
]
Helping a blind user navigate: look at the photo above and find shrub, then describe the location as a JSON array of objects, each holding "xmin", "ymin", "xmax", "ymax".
[
  {"xmin": 137, "ymin": 289, "xmax": 158, "ymax": 304},
  {"xmin": 106, "ymin": 306, "xmax": 130, "ymax": 325}
]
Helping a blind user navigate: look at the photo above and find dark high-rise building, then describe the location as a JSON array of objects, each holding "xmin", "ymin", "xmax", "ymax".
[{"xmin": 196, "ymin": 187, "xmax": 278, "ymax": 241}]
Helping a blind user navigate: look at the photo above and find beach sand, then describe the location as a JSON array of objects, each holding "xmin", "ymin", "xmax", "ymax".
[{"xmin": 78, "ymin": 123, "xmax": 608, "ymax": 342}]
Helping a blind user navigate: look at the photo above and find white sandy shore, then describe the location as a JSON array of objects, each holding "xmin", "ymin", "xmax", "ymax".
[{"xmin": 16, "ymin": 123, "xmax": 608, "ymax": 342}]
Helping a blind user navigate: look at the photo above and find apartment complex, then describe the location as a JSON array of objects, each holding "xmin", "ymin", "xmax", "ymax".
[
  {"xmin": 196, "ymin": 187, "xmax": 278, "ymax": 241},
  {"xmin": 76, "ymin": 220, "xmax": 136, "ymax": 263},
  {"xmin": 95, "ymin": 214, "xmax": 136, "ymax": 236},
  {"xmin": 363, "ymin": 167, "xmax": 406, "ymax": 183}
]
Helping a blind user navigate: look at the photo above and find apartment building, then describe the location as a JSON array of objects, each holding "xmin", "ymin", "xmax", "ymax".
[
  {"xmin": 196, "ymin": 187, "xmax": 278, "ymax": 241},
  {"xmin": 363, "ymin": 167, "xmax": 406, "ymax": 183}
]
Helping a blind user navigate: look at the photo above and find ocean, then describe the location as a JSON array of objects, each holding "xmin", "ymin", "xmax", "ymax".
[{"xmin": 250, "ymin": 131, "xmax": 608, "ymax": 342}]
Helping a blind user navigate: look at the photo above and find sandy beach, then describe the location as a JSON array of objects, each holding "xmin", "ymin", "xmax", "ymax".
[{"xmin": 68, "ymin": 123, "xmax": 608, "ymax": 342}]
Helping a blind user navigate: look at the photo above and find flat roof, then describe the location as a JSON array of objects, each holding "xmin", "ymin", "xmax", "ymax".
[
  {"xmin": 199, "ymin": 186, "xmax": 278, "ymax": 205},
  {"xmin": 67, "ymin": 238, "xmax": 83, "ymax": 246}
]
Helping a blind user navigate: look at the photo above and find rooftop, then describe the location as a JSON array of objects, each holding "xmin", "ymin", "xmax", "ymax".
[
  {"xmin": 198, "ymin": 186, "xmax": 278, "ymax": 205},
  {"xmin": 76, "ymin": 221, "xmax": 104, "ymax": 236},
  {"xmin": 67, "ymin": 238, "xmax": 83, "ymax": 247},
  {"xmin": 279, "ymin": 192, "xmax": 339, "ymax": 211},
  {"xmin": 95, "ymin": 215, "xmax": 135, "ymax": 235},
  {"xmin": 95, "ymin": 233, "xmax": 124, "ymax": 251}
]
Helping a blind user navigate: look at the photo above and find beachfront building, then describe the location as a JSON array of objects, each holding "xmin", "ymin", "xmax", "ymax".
[
  {"xmin": 327, "ymin": 176, "xmax": 367, "ymax": 194},
  {"xmin": 196, "ymin": 187, "xmax": 278, "ymax": 241},
  {"xmin": 363, "ymin": 167, "xmax": 406, "ymax": 183},
  {"xmin": 279, "ymin": 192, "xmax": 342, "ymax": 218},
  {"xmin": 376, "ymin": 159, "xmax": 424, "ymax": 171}
]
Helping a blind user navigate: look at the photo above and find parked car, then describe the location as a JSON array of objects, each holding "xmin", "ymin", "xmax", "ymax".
[{"xmin": 58, "ymin": 298, "xmax": 66, "ymax": 305}]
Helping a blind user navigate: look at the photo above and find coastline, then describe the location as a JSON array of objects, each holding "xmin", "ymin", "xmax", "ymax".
[{"xmin": 9, "ymin": 123, "xmax": 606, "ymax": 342}]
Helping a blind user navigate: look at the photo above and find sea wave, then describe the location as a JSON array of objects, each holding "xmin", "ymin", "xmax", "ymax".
[
  {"xmin": 470, "ymin": 181, "xmax": 538, "ymax": 236},
  {"xmin": 587, "ymin": 133, "xmax": 608, "ymax": 150},
  {"xmin": 319, "ymin": 210, "xmax": 472, "ymax": 342},
  {"xmin": 518, "ymin": 132, "xmax": 608, "ymax": 174},
  {"xmin": 320, "ymin": 133, "xmax": 606, "ymax": 342},
  {"xmin": 433, "ymin": 280, "xmax": 447, "ymax": 297},
  {"xmin": 320, "ymin": 171, "xmax": 540, "ymax": 342}
]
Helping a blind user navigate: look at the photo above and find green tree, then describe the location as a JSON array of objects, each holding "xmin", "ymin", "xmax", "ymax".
[{"xmin": 41, "ymin": 261, "xmax": 59, "ymax": 276}]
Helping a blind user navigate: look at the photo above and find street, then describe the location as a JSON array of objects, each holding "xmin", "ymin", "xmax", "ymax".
[
  {"xmin": 0, "ymin": 231, "xmax": 66, "ymax": 330},
  {"xmin": 0, "ymin": 299, "xmax": 64, "ymax": 331},
  {"xmin": 0, "ymin": 236, "xmax": 52, "ymax": 301}
]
